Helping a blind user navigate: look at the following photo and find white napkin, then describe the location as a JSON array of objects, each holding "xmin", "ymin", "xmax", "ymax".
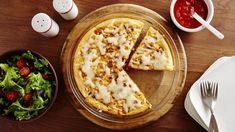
[
  {"xmin": 185, "ymin": 57, "xmax": 228, "ymax": 130},
  {"xmin": 185, "ymin": 56, "xmax": 235, "ymax": 132}
]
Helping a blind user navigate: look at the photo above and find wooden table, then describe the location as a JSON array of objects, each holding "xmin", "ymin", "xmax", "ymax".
[{"xmin": 0, "ymin": 0, "xmax": 234, "ymax": 131}]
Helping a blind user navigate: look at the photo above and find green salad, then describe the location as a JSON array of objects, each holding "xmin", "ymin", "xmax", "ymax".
[{"xmin": 0, "ymin": 51, "xmax": 55, "ymax": 121}]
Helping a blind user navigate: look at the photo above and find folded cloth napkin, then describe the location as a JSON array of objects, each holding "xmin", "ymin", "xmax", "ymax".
[{"xmin": 185, "ymin": 56, "xmax": 235, "ymax": 132}]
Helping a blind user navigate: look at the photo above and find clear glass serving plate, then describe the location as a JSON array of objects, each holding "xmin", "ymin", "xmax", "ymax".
[{"xmin": 61, "ymin": 4, "xmax": 187, "ymax": 130}]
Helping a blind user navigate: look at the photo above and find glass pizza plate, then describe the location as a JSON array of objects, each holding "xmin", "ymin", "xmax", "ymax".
[{"xmin": 61, "ymin": 4, "xmax": 187, "ymax": 130}]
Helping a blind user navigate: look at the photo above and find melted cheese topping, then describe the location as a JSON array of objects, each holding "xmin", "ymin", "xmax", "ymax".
[
  {"xmin": 129, "ymin": 27, "xmax": 174, "ymax": 71},
  {"xmin": 74, "ymin": 18, "xmax": 151, "ymax": 115}
]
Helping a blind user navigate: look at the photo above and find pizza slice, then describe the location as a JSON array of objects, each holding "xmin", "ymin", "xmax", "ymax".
[
  {"xmin": 93, "ymin": 18, "xmax": 144, "ymax": 68},
  {"xmin": 128, "ymin": 27, "xmax": 174, "ymax": 71}
]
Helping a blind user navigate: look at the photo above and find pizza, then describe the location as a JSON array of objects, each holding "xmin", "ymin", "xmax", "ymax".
[
  {"xmin": 73, "ymin": 18, "xmax": 152, "ymax": 116},
  {"xmin": 128, "ymin": 27, "xmax": 174, "ymax": 71}
]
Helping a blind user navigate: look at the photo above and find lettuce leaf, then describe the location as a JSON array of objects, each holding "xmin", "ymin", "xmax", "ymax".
[
  {"xmin": 0, "ymin": 64, "xmax": 25, "ymax": 96},
  {"xmin": 0, "ymin": 64, "xmax": 9, "ymax": 72},
  {"xmin": 43, "ymin": 81, "xmax": 52, "ymax": 99},
  {"xmin": 26, "ymin": 73, "xmax": 46, "ymax": 92},
  {"xmin": 26, "ymin": 73, "xmax": 44, "ymax": 92},
  {"xmin": 22, "ymin": 51, "xmax": 49, "ymax": 70},
  {"xmin": 14, "ymin": 111, "xmax": 31, "ymax": 121},
  {"xmin": 26, "ymin": 73, "xmax": 52, "ymax": 99},
  {"xmin": 7, "ymin": 96, "xmax": 47, "ymax": 121},
  {"xmin": 0, "ymin": 65, "xmax": 19, "ymax": 88}
]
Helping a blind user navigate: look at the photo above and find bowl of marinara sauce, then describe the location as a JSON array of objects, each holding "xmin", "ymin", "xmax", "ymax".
[{"xmin": 170, "ymin": 0, "xmax": 214, "ymax": 32}]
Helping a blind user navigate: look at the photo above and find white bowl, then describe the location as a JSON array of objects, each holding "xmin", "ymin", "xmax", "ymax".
[{"xmin": 170, "ymin": 0, "xmax": 214, "ymax": 32}]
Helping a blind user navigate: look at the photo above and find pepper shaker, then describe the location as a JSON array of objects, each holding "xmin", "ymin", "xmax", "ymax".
[
  {"xmin": 31, "ymin": 13, "xmax": 59, "ymax": 37},
  {"xmin": 53, "ymin": 0, "xmax": 79, "ymax": 20}
]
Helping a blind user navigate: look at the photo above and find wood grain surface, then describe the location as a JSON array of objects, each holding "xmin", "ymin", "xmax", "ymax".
[{"xmin": 0, "ymin": 0, "xmax": 234, "ymax": 131}]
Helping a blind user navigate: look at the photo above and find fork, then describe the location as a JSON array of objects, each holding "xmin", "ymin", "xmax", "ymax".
[{"xmin": 200, "ymin": 81, "xmax": 219, "ymax": 132}]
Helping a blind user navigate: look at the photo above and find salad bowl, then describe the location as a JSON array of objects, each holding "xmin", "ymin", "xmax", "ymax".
[{"xmin": 0, "ymin": 49, "xmax": 58, "ymax": 122}]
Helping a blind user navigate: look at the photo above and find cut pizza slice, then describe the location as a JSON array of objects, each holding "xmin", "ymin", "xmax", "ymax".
[
  {"xmin": 97, "ymin": 18, "xmax": 144, "ymax": 68},
  {"xmin": 129, "ymin": 27, "xmax": 174, "ymax": 71}
]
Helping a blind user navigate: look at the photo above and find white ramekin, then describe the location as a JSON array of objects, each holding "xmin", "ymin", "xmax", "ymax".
[{"xmin": 170, "ymin": 0, "xmax": 214, "ymax": 32}]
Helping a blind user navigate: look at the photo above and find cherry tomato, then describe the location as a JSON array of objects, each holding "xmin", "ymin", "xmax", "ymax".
[
  {"xmin": 23, "ymin": 92, "xmax": 33, "ymax": 102},
  {"xmin": 23, "ymin": 92, "xmax": 33, "ymax": 107},
  {"xmin": 16, "ymin": 58, "xmax": 27, "ymax": 69},
  {"xmin": 42, "ymin": 74, "xmax": 49, "ymax": 80},
  {"xmin": 6, "ymin": 91, "xmax": 18, "ymax": 102},
  {"xmin": 20, "ymin": 67, "xmax": 31, "ymax": 77}
]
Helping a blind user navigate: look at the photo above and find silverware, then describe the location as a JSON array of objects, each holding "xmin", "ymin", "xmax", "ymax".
[{"xmin": 200, "ymin": 81, "xmax": 219, "ymax": 132}]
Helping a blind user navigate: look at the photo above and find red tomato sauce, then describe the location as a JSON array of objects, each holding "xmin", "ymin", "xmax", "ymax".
[{"xmin": 174, "ymin": 0, "xmax": 208, "ymax": 28}]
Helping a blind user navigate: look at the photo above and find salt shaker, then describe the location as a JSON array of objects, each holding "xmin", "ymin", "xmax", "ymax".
[
  {"xmin": 53, "ymin": 0, "xmax": 78, "ymax": 20},
  {"xmin": 31, "ymin": 13, "xmax": 59, "ymax": 37}
]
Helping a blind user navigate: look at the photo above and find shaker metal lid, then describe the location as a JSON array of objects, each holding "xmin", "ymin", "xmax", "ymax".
[
  {"xmin": 53, "ymin": 0, "xmax": 73, "ymax": 14},
  {"xmin": 31, "ymin": 13, "xmax": 52, "ymax": 33}
]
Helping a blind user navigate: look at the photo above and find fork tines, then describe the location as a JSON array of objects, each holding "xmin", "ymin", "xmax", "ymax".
[{"xmin": 200, "ymin": 81, "xmax": 218, "ymax": 99}]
